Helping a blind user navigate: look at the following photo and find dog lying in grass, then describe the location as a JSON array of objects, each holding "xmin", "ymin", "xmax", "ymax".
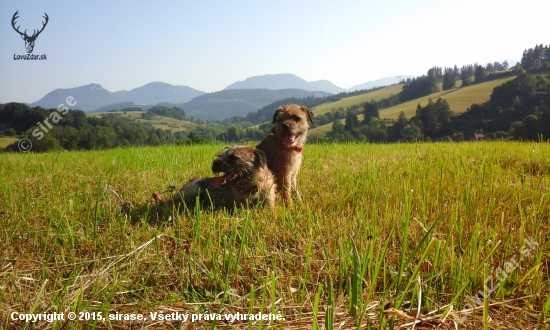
[{"xmin": 169, "ymin": 146, "xmax": 276, "ymax": 211}]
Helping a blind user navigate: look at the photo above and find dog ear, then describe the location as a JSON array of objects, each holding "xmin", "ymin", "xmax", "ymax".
[
  {"xmin": 253, "ymin": 149, "xmax": 267, "ymax": 168},
  {"xmin": 272, "ymin": 106, "xmax": 284, "ymax": 123},
  {"xmin": 302, "ymin": 106, "xmax": 314, "ymax": 124}
]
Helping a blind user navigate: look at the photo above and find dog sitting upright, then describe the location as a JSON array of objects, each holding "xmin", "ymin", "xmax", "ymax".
[
  {"xmin": 172, "ymin": 146, "xmax": 276, "ymax": 210},
  {"xmin": 256, "ymin": 104, "xmax": 313, "ymax": 203}
]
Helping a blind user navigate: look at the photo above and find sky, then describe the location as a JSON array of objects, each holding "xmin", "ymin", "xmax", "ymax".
[{"xmin": 1, "ymin": 0, "xmax": 549, "ymax": 104}]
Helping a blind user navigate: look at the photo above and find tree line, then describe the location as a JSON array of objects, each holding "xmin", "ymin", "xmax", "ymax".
[{"xmin": 326, "ymin": 69, "xmax": 550, "ymax": 142}]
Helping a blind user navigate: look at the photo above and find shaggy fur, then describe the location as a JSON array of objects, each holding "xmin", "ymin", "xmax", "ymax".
[
  {"xmin": 171, "ymin": 146, "xmax": 276, "ymax": 210},
  {"xmin": 256, "ymin": 104, "xmax": 313, "ymax": 203}
]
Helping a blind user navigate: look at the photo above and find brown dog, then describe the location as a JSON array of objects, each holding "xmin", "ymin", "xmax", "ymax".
[
  {"xmin": 172, "ymin": 146, "xmax": 276, "ymax": 210},
  {"xmin": 256, "ymin": 104, "xmax": 313, "ymax": 203}
]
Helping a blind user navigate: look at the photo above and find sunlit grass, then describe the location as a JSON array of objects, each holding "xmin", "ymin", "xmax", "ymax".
[
  {"xmin": 309, "ymin": 77, "xmax": 517, "ymax": 137},
  {"xmin": 0, "ymin": 137, "xmax": 19, "ymax": 149},
  {"xmin": 1, "ymin": 142, "xmax": 548, "ymax": 329},
  {"xmin": 311, "ymin": 85, "xmax": 403, "ymax": 116}
]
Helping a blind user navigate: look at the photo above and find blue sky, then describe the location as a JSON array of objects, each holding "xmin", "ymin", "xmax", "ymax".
[{"xmin": 1, "ymin": 0, "xmax": 549, "ymax": 104}]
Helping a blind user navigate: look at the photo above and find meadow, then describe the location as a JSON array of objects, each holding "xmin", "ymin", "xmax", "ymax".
[
  {"xmin": 88, "ymin": 111, "xmax": 198, "ymax": 133},
  {"xmin": 1, "ymin": 142, "xmax": 549, "ymax": 329},
  {"xmin": 309, "ymin": 77, "xmax": 517, "ymax": 137}
]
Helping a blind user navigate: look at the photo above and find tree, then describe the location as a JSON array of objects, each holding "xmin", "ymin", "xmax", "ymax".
[
  {"xmin": 509, "ymin": 121, "xmax": 526, "ymax": 140},
  {"xmin": 364, "ymin": 118, "xmax": 387, "ymax": 142},
  {"xmin": 461, "ymin": 70, "xmax": 471, "ymax": 87},
  {"xmin": 400, "ymin": 75, "xmax": 439, "ymax": 102},
  {"xmin": 389, "ymin": 111, "xmax": 408, "ymax": 141},
  {"xmin": 331, "ymin": 120, "xmax": 345, "ymax": 135},
  {"xmin": 442, "ymin": 68, "xmax": 456, "ymax": 90},
  {"xmin": 474, "ymin": 65, "xmax": 487, "ymax": 83},
  {"xmin": 400, "ymin": 122, "xmax": 423, "ymax": 142},
  {"xmin": 503, "ymin": 60, "xmax": 509, "ymax": 70},
  {"xmin": 522, "ymin": 114, "xmax": 540, "ymax": 140},
  {"xmin": 344, "ymin": 111, "xmax": 360, "ymax": 132},
  {"xmin": 362, "ymin": 101, "xmax": 379, "ymax": 124},
  {"xmin": 226, "ymin": 126, "xmax": 242, "ymax": 141}
]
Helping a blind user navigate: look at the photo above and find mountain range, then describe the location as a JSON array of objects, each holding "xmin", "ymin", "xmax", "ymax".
[
  {"xmin": 225, "ymin": 73, "xmax": 412, "ymax": 93},
  {"xmin": 27, "ymin": 74, "xmax": 412, "ymax": 119},
  {"xmin": 28, "ymin": 82, "xmax": 205, "ymax": 112}
]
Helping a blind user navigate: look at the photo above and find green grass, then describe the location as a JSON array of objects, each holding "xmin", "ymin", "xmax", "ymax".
[
  {"xmin": 1, "ymin": 142, "xmax": 549, "ymax": 329},
  {"xmin": 309, "ymin": 77, "xmax": 516, "ymax": 137}
]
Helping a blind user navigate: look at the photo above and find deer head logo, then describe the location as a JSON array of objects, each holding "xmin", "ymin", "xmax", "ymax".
[{"xmin": 12, "ymin": 11, "xmax": 49, "ymax": 54}]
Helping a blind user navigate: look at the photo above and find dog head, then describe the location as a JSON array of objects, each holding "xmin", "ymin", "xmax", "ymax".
[
  {"xmin": 271, "ymin": 104, "xmax": 314, "ymax": 149},
  {"xmin": 211, "ymin": 146, "xmax": 267, "ymax": 187}
]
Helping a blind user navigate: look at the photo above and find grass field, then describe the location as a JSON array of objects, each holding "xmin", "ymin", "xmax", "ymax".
[
  {"xmin": 88, "ymin": 111, "xmax": 198, "ymax": 132},
  {"xmin": 311, "ymin": 85, "xmax": 404, "ymax": 116},
  {"xmin": 1, "ymin": 142, "xmax": 549, "ymax": 329},
  {"xmin": 0, "ymin": 137, "xmax": 18, "ymax": 150},
  {"xmin": 309, "ymin": 77, "xmax": 517, "ymax": 138}
]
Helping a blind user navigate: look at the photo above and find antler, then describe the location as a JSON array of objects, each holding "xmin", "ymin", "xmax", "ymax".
[
  {"xmin": 30, "ymin": 13, "xmax": 49, "ymax": 38},
  {"xmin": 11, "ymin": 10, "xmax": 26, "ymax": 37}
]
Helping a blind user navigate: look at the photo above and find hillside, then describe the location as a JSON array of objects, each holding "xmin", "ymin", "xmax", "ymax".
[
  {"xmin": 29, "ymin": 84, "xmax": 124, "ymax": 112},
  {"xmin": 88, "ymin": 111, "xmax": 198, "ymax": 132},
  {"xmin": 311, "ymin": 84, "xmax": 403, "ymax": 116},
  {"xmin": 183, "ymin": 89, "xmax": 331, "ymax": 120},
  {"xmin": 348, "ymin": 75, "xmax": 414, "ymax": 91},
  {"xmin": 309, "ymin": 77, "xmax": 516, "ymax": 137}
]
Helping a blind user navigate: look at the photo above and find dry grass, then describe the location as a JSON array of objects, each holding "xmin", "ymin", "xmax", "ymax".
[
  {"xmin": 0, "ymin": 137, "xmax": 19, "ymax": 149},
  {"xmin": 1, "ymin": 142, "xmax": 549, "ymax": 329},
  {"xmin": 311, "ymin": 85, "xmax": 404, "ymax": 117}
]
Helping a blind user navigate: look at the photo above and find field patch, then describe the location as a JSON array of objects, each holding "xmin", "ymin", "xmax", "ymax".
[
  {"xmin": 0, "ymin": 137, "xmax": 18, "ymax": 149},
  {"xmin": 88, "ymin": 111, "xmax": 198, "ymax": 132},
  {"xmin": 310, "ymin": 77, "xmax": 516, "ymax": 137},
  {"xmin": 1, "ymin": 142, "xmax": 549, "ymax": 328}
]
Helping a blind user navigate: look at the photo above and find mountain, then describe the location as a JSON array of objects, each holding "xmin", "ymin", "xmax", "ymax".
[
  {"xmin": 29, "ymin": 84, "xmax": 124, "ymax": 112},
  {"xmin": 348, "ymin": 76, "xmax": 414, "ymax": 91},
  {"xmin": 29, "ymin": 83, "xmax": 206, "ymax": 112},
  {"xmin": 224, "ymin": 74, "xmax": 346, "ymax": 94},
  {"xmin": 114, "ymin": 82, "xmax": 205, "ymax": 104},
  {"xmin": 182, "ymin": 89, "xmax": 331, "ymax": 120}
]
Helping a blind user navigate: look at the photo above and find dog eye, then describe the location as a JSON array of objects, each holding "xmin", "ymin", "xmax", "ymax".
[
  {"xmin": 228, "ymin": 155, "xmax": 238, "ymax": 161},
  {"xmin": 293, "ymin": 116, "xmax": 301, "ymax": 122}
]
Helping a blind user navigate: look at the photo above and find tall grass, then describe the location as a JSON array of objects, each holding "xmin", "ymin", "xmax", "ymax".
[{"xmin": 1, "ymin": 141, "xmax": 548, "ymax": 329}]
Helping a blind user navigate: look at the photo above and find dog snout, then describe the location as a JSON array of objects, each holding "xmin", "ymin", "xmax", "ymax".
[{"xmin": 212, "ymin": 159, "xmax": 225, "ymax": 173}]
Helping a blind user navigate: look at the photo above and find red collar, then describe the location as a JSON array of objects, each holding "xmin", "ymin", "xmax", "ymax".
[{"xmin": 281, "ymin": 142, "xmax": 303, "ymax": 153}]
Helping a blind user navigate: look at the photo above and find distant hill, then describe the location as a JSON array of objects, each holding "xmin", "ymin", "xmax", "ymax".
[
  {"xmin": 182, "ymin": 89, "xmax": 331, "ymax": 120},
  {"xmin": 114, "ymin": 82, "xmax": 205, "ymax": 104},
  {"xmin": 29, "ymin": 83, "xmax": 206, "ymax": 112},
  {"xmin": 29, "ymin": 84, "xmax": 124, "ymax": 112},
  {"xmin": 224, "ymin": 74, "xmax": 346, "ymax": 94},
  {"xmin": 27, "ymin": 74, "xmax": 413, "ymax": 116},
  {"xmin": 348, "ymin": 76, "xmax": 414, "ymax": 91}
]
